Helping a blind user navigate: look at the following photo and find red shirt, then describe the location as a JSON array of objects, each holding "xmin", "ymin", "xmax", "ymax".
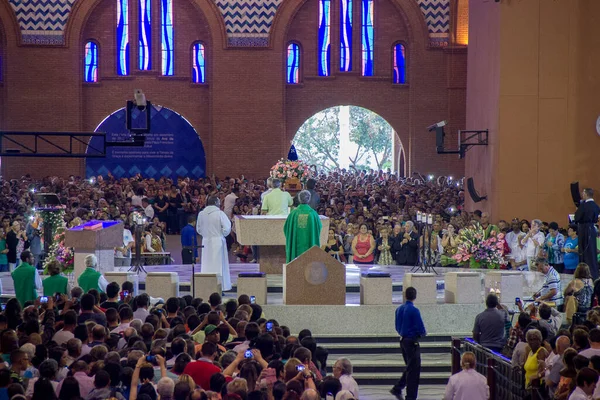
[{"xmin": 183, "ymin": 360, "xmax": 221, "ymax": 390}]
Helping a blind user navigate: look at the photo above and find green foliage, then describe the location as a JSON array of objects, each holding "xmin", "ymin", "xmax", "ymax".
[
  {"xmin": 293, "ymin": 107, "xmax": 340, "ymax": 172},
  {"xmin": 293, "ymin": 106, "xmax": 393, "ymax": 172}
]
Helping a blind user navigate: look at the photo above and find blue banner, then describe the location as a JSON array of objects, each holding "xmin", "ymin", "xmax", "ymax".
[{"xmin": 86, "ymin": 105, "xmax": 206, "ymax": 180}]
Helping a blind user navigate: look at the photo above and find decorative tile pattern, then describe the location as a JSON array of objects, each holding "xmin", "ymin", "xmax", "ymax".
[
  {"xmin": 417, "ymin": 0, "xmax": 450, "ymax": 47},
  {"xmin": 214, "ymin": 0, "xmax": 283, "ymax": 46},
  {"xmin": 9, "ymin": 0, "xmax": 76, "ymax": 45}
]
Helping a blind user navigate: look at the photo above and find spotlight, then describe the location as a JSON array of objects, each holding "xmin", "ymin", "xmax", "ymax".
[{"xmin": 134, "ymin": 89, "xmax": 147, "ymax": 110}]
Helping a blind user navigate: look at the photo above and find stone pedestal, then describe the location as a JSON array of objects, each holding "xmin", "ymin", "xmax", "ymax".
[
  {"xmin": 283, "ymin": 246, "xmax": 345, "ymax": 305},
  {"xmin": 360, "ymin": 273, "xmax": 392, "ymax": 305},
  {"xmin": 146, "ymin": 272, "xmax": 179, "ymax": 299},
  {"xmin": 193, "ymin": 273, "xmax": 222, "ymax": 301},
  {"xmin": 444, "ymin": 272, "xmax": 482, "ymax": 304},
  {"xmin": 237, "ymin": 273, "xmax": 268, "ymax": 305},
  {"xmin": 65, "ymin": 221, "xmax": 123, "ymax": 281},
  {"xmin": 403, "ymin": 273, "xmax": 437, "ymax": 304},
  {"xmin": 235, "ymin": 215, "xmax": 330, "ymax": 275},
  {"xmin": 104, "ymin": 272, "xmax": 139, "ymax": 295},
  {"xmin": 485, "ymin": 271, "xmax": 524, "ymax": 305}
]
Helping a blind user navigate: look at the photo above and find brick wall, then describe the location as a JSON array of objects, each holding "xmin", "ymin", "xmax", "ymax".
[{"xmin": 0, "ymin": 0, "xmax": 466, "ymax": 180}]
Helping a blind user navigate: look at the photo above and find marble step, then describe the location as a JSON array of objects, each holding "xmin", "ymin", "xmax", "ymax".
[
  {"xmin": 314, "ymin": 333, "xmax": 469, "ymax": 343},
  {"xmin": 326, "ymin": 359, "xmax": 451, "ymax": 373},
  {"xmin": 324, "ymin": 341, "xmax": 452, "ymax": 354},
  {"xmin": 352, "ymin": 371, "xmax": 450, "ymax": 386}
]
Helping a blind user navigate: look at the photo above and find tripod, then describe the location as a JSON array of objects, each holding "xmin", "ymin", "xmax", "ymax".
[
  {"xmin": 129, "ymin": 223, "xmax": 147, "ymax": 274},
  {"xmin": 411, "ymin": 219, "xmax": 439, "ymax": 274},
  {"xmin": 183, "ymin": 244, "xmax": 204, "ymax": 296}
]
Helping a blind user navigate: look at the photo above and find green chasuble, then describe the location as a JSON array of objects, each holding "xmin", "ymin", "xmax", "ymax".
[
  {"xmin": 43, "ymin": 274, "xmax": 68, "ymax": 296},
  {"xmin": 484, "ymin": 224, "xmax": 499, "ymax": 239},
  {"xmin": 284, "ymin": 204, "xmax": 322, "ymax": 263},
  {"xmin": 78, "ymin": 268, "xmax": 102, "ymax": 293},
  {"xmin": 11, "ymin": 262, "xmax": 37, "ymax": 306}
]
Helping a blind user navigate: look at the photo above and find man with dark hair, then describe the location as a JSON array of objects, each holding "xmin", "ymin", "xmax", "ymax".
[
  {"xmin": 208, "ymin": 292, "xmax": 222, "ymax": 311},
  {"xmin": 391, "ymin": 287, "xmax": 426, "ymax": 400},
  {"xmin": 182, "ymin": 341, "xmax": 221, "ymax": 390},
  {"xmin": 571, "ymin": 367, "xmax": 599, "ymax": 399},
  {"xmin": 196, "ymin": 196, "xmax": 232, "ymax": 291},
  {"xmin": 538, "ymin": 303, "xmax": 562, "ymax": 339},
  {"xmin": 11, "ymin": 250, "xmax": 41, "ymax": 306},
  {"xmin": 575, "ymin": 188, "xmax": 600, "ymax": 279},
  {"xmin": 52, "ymin": 310, "xmax": 77, "ymax": 345},
  {"xmin": 165, "ymin": 297, "xmax": 180, "ymax": 323},
  {"xmin": 473, "ymin": 294, "xmax": 507, "ymax": 353},
  {"xmin": 101, "ymin": 282, "xmax": 121, "ymax": 309},
  {"xmin": 134, "ymin": 294, "xmax": 151, "ymax": 321},
  {"xmin": 9, "ymin": 350, "xmax": 28, "ymax": 384},
  {"xmin": 112, "ymin": 306, "xmax": 134, "ymax": 334},
  {"xmin": 238, "ymin": 294, "xmax": 250, "ymax": 305},
  {"xmin": 181, "ymin": 215, "xmax": 198, "ymax": 265},
  {"xmin": 78, "ymin": 293, "xmax": 107, "ymax": 326},
  {"xmin": 580, "ymin": 329, "xmax": 600, "ymax": 358},
  {"xmin": 88, "ymin": 369, "xmax": 125, "ymax": 400}
]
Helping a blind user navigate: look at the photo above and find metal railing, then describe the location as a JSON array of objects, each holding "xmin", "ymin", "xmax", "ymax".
[{"xmin": 451, "ymin": 338, "xmax": 542, "ymax": 400}]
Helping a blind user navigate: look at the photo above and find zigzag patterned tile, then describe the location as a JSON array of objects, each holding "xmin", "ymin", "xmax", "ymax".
[
  {"xmin": 214, "ymin": 0, "xmax": 282, "ymax": 37},
  {"xmin": 9, "ymin": 0, "xmax": 77, "ymax": 45}
]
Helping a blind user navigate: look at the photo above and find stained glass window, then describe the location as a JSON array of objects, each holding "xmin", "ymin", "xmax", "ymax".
[
  {"xmin": 340, "ymin": 0, "xmax": 352, "ymax": 72},
  {"xmin": 84, "ymin": 42, "xmax": 99, "ymax": 82},
  {"xmin": 393, "ymin": 43, "xmax": 406, "ymax": 84},
  {"xmin": 138, "ymin": 0, "xmax": 152, "ymax": 70},
  {"xmin": 192, "ymin": 43, "xmax": 205, "ymax": 83},
  {"xmin": 318, "ymin": 0, "xmax": 331, "ymax": 76},
  {"xmin": 361, "ymin": 0, "xmax": 373, "ymax": 76},
  {"xmin": 116, "ymin": 0, "xmax": 129, "ymax": 75},
  {"xmin": 161, "ymin": 0, "xmax": 173, "ymax": 76},
  {"xmin": 287, "ymin": 43, "xmax": 300, "ymax": 84}
]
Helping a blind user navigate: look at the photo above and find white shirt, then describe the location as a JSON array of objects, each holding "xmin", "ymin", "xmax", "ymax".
[
  {"xmin": 522, "ymin": 231, "xmax": 545, "ymax": 258},
  {"xmin": 444, "ymin": 369, "xmax": 489, "ymax": 400},
  {"xmin": 35, "ymin": 271, "xmax": 42, "ymax": 292},
  {"xmin": 133, "ymin": 308, "xmax": 150, "ymax": 322},
  {"xmin": 111, "ymin": 322, "xmax": 131, "ymax": 335},
  {"xmin": 224, "ymin": 193, "xmax": 238, "ymax": 219},
  {"xmin": 339, "ymin": 374, "xmax": 360, "ymax": 399},
  {"xmin": 144, "ymin": 204, "xmax": 155, "ymax": 219},
  {"xmin": 116, "ymin": 229, "xmax": 134, "ymax": 258},
  {"xmin": 568, "ymin": 386, "xmax": 591, "ymax": 400},
  {"xmin": 505, "ymin": 231, "xmax": 526, "ymax": 262},
  {"xmin": 52, "ymin": 329, "xmax": 74, "ymax": 346}
]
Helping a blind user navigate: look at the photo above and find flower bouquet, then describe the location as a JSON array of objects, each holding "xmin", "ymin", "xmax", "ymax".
[
  {"xmin": 452, "ymin": 224, "xmax": 507, "ymax": 269},
  {"xmin": 270, "ymin": 159, "xmax": 312, "ymax": 184},
  {"xmin": 43, "ymin": 227, "xmax": 74, "ymax": 275}
]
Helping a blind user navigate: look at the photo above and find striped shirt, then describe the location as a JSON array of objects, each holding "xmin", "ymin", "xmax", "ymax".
[{"xmin": 542, "ymin": 266, "xmax": 563, "ymax": 306}]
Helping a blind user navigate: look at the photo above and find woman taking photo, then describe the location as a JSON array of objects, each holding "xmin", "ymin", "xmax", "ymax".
[{"xmin": 352, "ymin": 224, "xmax": 375, "ymax": 265}]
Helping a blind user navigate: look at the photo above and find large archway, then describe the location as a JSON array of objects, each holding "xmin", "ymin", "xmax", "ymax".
[
  {"xmin": 86, "ymin": 105, "xmax": 206, "ymax": 180},
  {"xmin": 292, "ymin": 106, "xmax": 406, "ymax": 175}
]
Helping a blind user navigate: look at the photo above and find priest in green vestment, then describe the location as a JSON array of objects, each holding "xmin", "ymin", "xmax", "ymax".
[
  {"xmin": 284, "ymin": 190, "xmax": 322, "ymax": 263},
  {"xmin": 11, "ymin": 250, "xmax": 42, "ymax": 306},
  {"xmin": 42, "ymin": 260, "xmax": 69, "ymax": 297}
]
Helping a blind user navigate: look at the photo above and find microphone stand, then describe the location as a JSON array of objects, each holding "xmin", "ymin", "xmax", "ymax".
[
  {"xmin": 183, "ymin": 244, "xmax": 204, "ymax": 296},
  {"xmin": 129, "ymin": 222, "xmax": 147, "ymax": 274}
]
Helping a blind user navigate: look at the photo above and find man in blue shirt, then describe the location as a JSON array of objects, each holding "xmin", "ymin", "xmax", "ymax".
[
  {"xmin": 181, "ymin": 215, "xmax": 198, "ymax": 264},
  {"xmin": 391, "ymin": 286, "xmax": 426, "ymax": 400}
]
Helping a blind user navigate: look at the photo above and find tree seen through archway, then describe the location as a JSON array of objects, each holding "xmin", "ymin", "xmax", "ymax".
[{"xmin": 293, "ymin": 106, "xmax": 394, "ymax": 172}]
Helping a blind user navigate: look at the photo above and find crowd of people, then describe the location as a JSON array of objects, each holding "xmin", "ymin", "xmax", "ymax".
[{"xmin": 0, "ymin": 271, "xmax": 362, "ymax": 400}]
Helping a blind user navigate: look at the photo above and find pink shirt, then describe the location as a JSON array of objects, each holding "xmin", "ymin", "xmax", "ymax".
[
  {"xmin": 444, "ymin": 369, "xmax": 489, "ymax": 400},
  {"xmin": 56, "ymin": 371, "xmax": 95, "ymax": 398}
]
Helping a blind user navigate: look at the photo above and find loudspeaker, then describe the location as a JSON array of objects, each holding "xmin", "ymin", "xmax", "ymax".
[
  {"xmin": 435, "ymin": 126, "xmax": 445, "ymax": 152},
  {"xmin": 467, "ymin": 177, "xmax": 487, "ymax": 203},
  {"xmin": 570, "ymin": 182, "xmax": 581, "ymax": 208}
]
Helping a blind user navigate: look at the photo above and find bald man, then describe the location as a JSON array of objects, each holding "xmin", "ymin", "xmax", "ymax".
[{"xmin": 546, "ymin": 336, "xmax": 571, "ymax": 397}]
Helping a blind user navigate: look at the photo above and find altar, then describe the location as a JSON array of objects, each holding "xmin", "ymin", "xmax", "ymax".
[{"xmin": 235, "ymin": 215, "xmax": 330, "ymax": 274}]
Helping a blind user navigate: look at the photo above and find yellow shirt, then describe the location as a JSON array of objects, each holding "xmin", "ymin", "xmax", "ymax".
[
  {"xmin": 261, "ymin": 188, "xmax": 293, "ymax": 215},
  {"xmin": 524, "ymin": 347, "xmax": 541, "ymax": 387}
]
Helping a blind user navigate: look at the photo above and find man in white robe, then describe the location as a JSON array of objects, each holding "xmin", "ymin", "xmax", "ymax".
[{"xmin": 196, "ymin": 196, "xmax": 232, "ymax": 291}]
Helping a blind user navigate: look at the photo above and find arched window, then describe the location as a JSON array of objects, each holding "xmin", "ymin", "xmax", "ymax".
[
  {"xmin": 318, "ymin": 0, "xmax": 331, "ymax": 76},
  {"xmin": 161, "ymin": 0, "xmax": 174, "ymax": 76},
  {"xmin": 392, "ymin": 43, "xmax": 406, "ymax": 84},
  {"xmin": 361, "ymin": 0, "xmax": 373, "ymax": 76},
  {"xmin": 116, "ymin": 0, "xmax": 129, "ymax": 75},
  {"xmin": 84, "ymin": 41, "xmax": 99, "ymax": 82},
  {"xmin": 287, "ymin": 43, "xmax": 301, "ymax": 84},
  {"xmin": 192, "ymin": 42, "xmax": 205, "ymax": 83},
  {"xmin": 138, "ymin": 0, "xmax": 152, "ymax": 70},
  {"xmin": 340, "ymin": 0, "xmax": 352, "ymax": 72}
]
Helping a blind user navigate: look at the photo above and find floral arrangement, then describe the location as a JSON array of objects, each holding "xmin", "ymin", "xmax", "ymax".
[
  {"xmin": 452, "ymin": 224, "xmax": 507, "ymax": 269},
  {"xmin": 270, "ymin": 159, "xmax": 312, "ymax": 183},
  {"xmin": 40, "ymin": 209, "xmax": 74, "ymax": 275}
]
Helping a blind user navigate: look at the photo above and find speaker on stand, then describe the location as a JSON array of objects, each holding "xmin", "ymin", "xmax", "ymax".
[
  {"xmin": 570, "ymin": 182, "xmax": 581, "ymax": 208},
  {"xmin": 467, "ymin": 177, "xmax": 487, "ymax": 203}
]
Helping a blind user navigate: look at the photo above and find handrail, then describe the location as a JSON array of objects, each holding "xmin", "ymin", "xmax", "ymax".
[{"xmin": 451, "ymin": 337, "xmax": 542, "ymax": 400}]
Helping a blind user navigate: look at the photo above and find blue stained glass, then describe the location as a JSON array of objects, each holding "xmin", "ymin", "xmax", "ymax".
[
  {"xmin": 361, "ymin": 0, "xmax": 373, "ymax": 76},
  {"xmin": 161, "ymin": 0, "xmax": 173, "ymax": 76},
  {"xmin": 318, "ymin": 0, "xmax": 331, "ymax": 76},
  {"xmin": 340, "ymin": 0, "xmax": 352, "ymax": 72},
  {"xmin": 192, "ymin": 43, "xmax": 205, "ymax": 83},
  {"xmin": 393, "ymin": 43, "xmax": 406, "ymax": 84},
  {"xmin": 138, "ymin": 0, "xmax": 152, "ymax": 70},
  {"xmin": 116, "ymin": 0, "xmax": 129, "ymax": 75},
  {"xmin": 287, "ymin": 43, "xmax": 300, "ymax": 84},
  {"xmin": 84, "ymin": 42, "xmax": 99, "ymax": 82}
]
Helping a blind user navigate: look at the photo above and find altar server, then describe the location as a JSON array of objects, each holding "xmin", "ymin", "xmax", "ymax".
[{"xmin": 197, "ymin": 196, "xmax": 232, "ymax": 291}]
